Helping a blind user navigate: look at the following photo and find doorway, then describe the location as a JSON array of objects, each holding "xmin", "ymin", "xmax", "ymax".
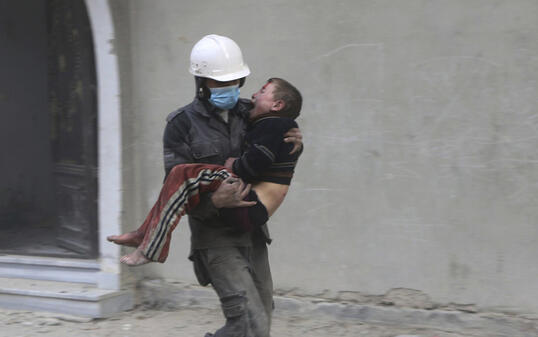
[{"xmin": 0, "ymin": 0, "xmax": 98, "ymax": 258}]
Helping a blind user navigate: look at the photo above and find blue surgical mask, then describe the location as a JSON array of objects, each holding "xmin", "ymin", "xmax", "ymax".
[{"xmin": 208, "ymin": 85, "xmax": 240, "ymax": 110}]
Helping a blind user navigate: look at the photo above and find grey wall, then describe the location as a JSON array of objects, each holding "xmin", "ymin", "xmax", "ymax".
[{"xmin": 114, "ymin": 0, "xmax": 538, "ymax": 314}]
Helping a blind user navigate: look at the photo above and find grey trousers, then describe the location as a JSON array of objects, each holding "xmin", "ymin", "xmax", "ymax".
[{"xmin": 193, "ymin": 239, "xmax": 273, "ymax": 337}]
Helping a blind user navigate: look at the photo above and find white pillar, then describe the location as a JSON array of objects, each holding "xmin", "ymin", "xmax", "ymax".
[{"xmin": 85, "ymin": 0, "xmax": 123, "ymax": 290}]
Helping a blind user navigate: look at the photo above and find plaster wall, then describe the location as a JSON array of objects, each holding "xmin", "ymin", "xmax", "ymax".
[{"xmin": 114, "ymin": 0, "xmax": 538, "ymax": 313}]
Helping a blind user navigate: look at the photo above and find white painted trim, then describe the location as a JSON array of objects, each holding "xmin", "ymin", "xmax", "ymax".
[
  {"xmin": 85, "ymin": 0, "xmax": 122, "ymax": 290},
  {"xmin": 0, "ymin": 255, "xmax": 100, "ymax": 285},
  {"xmin": 0, "ymin": 255, "xmax": 99, "ymax": 269}
]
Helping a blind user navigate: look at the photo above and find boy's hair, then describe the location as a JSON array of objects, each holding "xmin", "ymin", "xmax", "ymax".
[{"xmin": 268, "ymin": 78, "xmax": 302, "ymax": 119}]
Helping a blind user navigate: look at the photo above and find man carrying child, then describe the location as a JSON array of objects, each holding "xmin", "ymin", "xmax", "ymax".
[{"xmin": 108, "ymin": 35, "xmax": 303, "ymax": 337}]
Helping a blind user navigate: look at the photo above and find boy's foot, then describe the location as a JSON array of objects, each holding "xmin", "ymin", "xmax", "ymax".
[
  {"xmin": 107, "ymin": 231, "xmax": 143, "ymax": 247},
  {"xmin": 120, "ymin": 247, "xmax": 151, "ymax": 266}
]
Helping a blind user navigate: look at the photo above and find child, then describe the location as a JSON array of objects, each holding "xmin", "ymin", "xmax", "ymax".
[{"xmin": 107, "ymin": 78, "xmax": 302, "ymax": 265}]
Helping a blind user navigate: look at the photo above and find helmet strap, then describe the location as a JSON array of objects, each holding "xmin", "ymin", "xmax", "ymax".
[{"xmin": 194, "ymin": 76, "xmax": 211, "ymax": 100}]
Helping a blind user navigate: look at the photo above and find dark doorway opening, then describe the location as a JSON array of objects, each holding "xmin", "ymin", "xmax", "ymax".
[{"xmin": 0, "ymin": 0, "xmax": 98, "ymax": 258}]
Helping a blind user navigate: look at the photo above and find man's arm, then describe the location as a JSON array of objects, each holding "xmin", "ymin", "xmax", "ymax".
[
  {"xmin": 163, "ymin": 115, "xmax": 254, "ymax": 219},
  {"xmin": 163, "ymin": 113, "xmax": 194, "ymax": 177},
  {"xmin": 163, "ymin": 115, "xmax": 224, "ymax": 221}
]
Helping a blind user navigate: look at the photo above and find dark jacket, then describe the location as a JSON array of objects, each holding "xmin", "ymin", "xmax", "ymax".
[{"xmin": 163, "ymin": 97, "xmax": 268, "ymax": 249}]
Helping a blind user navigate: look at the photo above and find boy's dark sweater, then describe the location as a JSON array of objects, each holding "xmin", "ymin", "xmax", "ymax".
[{"xmin": 232, "ymin": 115, "xmax": 300, "ymax": 185}]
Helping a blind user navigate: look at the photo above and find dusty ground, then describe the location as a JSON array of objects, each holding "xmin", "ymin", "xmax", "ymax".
[{"xmin": 1, "ymin": 305, "xmax": 488, "ymax": 337}]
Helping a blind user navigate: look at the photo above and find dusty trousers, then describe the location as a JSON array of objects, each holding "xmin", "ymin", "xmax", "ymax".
[{"xmin": 194, "ymin": 236, "xmax": 273, "ymax": 337}]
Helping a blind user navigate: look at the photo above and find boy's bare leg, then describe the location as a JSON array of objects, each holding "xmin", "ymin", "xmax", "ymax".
[
  {"xmin": 120, "ymin": 247, "xmax": 151, "ymax": 266},
  {"xmin": 107, "ymin": 231, "xmax": 144, "ymax": 247}
]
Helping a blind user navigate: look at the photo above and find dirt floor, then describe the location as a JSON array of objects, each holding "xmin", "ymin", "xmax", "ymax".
[{"xmin": 0, "ymin": 304, "xmax": 489, "ymax": 337}]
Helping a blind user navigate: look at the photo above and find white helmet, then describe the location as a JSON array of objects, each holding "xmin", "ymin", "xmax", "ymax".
[{"xmin": 189, "ymin": 34, "xmax": 250, "ymax": 82}]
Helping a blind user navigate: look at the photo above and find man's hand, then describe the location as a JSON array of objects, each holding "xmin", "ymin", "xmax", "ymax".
[
  {"xmin": 210, "ymin": 177, "xmax": 256, "ymax": 208},
  {"xmin": 284, "ymin": 127, "xmax": 303, "ymax": 154}
]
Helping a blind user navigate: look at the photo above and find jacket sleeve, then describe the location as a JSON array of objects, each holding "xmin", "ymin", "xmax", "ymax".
[
  {"xmin": 232, "ymin": 118, "xmax": 296, "ymax": 181},
  {"xmin": 163, "ymin": 113, "xmax": 193, "ymax": 178},
  {"xmin": 163, "ymin": 112, "xmax": 220, "ymax": 220}
]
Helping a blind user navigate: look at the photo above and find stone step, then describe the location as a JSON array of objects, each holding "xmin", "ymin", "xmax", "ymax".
[
  {"xmin": 0, "ymin": 277, "xmax": 133, "ymax": 318},
  {"xmin": 0, "ymin": 255, "xmax": 100, "ymax": 285}
]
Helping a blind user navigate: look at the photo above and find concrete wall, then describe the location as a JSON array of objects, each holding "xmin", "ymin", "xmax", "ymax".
[{"xmin": 113, "ymin": 0, "xmax": 538, "ymax": 314}]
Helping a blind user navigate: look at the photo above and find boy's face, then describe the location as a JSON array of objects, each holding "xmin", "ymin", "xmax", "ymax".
[{"xmin": 250, "ymin": 82, "xmax": 281, "ymax": 120}]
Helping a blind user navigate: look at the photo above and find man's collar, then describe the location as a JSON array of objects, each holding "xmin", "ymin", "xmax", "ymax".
[
  {"xmin": 234, "ymin": 98, "xmax": 254, "ymax": 120},
  {"xmin": 192, "ymin": 98, "xmax": 217, "ymax": 118}
]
